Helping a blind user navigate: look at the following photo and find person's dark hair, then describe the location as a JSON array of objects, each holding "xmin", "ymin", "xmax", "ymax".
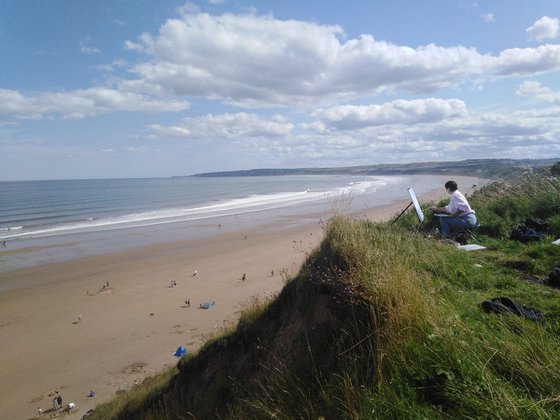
[{"xmin": 445, "ymin": 180, "xmax": 458, "ymax": 191}]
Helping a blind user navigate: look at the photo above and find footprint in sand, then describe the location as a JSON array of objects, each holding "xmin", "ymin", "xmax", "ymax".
[{"xmin": 121, "ymin": 362, "xmax": 147, "ymax": 375}]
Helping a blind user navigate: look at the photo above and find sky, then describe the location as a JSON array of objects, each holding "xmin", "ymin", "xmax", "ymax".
[{"xmin": 1, "ymin": 1, "xmax": 560, "ymax": 180}]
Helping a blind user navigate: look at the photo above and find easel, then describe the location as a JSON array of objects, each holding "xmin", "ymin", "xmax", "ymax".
[{"xmin": 391, "ymin": 187, "xmax": 424, "ymax": 226}]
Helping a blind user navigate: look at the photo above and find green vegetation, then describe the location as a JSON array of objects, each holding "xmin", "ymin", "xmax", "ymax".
[{"xmin": 92, "ymin": 173, "xmax": 560, "ymax": 419}]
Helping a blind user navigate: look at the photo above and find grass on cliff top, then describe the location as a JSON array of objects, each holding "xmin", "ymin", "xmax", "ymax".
[{"xmin": 91, "ymin": 175, "xmax": 560, "ymax": 419}]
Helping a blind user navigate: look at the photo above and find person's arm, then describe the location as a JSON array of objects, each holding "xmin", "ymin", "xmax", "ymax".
[{"xmin": 430, "ymin": 205, "xmax": 464, "ymax": 217}]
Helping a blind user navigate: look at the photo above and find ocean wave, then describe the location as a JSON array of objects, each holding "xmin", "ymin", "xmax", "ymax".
[
  {"xmin": 0, "ymin": 179, "xmax": 383, "ymax": 240},
  {"xmin": 0, "ymin": 226, "xmax": 23, "ymax": 232}
]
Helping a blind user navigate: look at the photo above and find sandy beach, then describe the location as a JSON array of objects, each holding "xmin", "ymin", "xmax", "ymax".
[{"xmin": 0, "ymin": 177, "xmax": 482, "ymax": 419}]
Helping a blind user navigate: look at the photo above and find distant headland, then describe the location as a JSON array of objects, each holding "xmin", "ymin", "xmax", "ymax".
[{"xmin": 187, "ymin": 158, "xmax": 558, "ymax": 180}]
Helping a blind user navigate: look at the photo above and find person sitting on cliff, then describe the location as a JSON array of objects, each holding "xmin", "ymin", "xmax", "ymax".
[{"xmin": 430, "ymin": 180, "xmax": 477, "ymax": 238}]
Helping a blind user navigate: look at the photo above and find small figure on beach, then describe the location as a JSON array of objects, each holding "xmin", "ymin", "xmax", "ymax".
[
  {"xmin": 37, "ymin": 407, "xmax": 44, "ymax": 418},
  {"xmin": 242, "ymin": 273, "xmax": 246, "ymax": 282},
  {"xmin": 218, "ymin": 224, "xmax": 222, "ymax": 229},
  {"xmin": 88, "ymin": 390, "xmax": 96, "ymax": 398},
  {"xmin": 192, "ymin": 270, "xmax": 198, "ymax": 277},
  {"xmin": 52, "ymin": 394, "xmax": 62, "ymax": 410},
  {"xmin": 185, "ymin": 298, "xmax": 190, "ymax": 307},
  {"xmin": 0, "ymin": 241, "xmax": 6, "ymax": 247},
  {"xmin": 106, "ymin": 281, "xmax": 109, "ymax": 288},
  {"xmin": 78, "ymin": 313, "xmax": 82, "ymax": 322},
  {"xmin": 271, "ymin": 270, "xmax": 274, "ymax": 277}
]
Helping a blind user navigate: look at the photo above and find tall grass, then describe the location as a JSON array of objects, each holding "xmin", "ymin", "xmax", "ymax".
[{"xmin": 471, "ymin": 175, "xmax": 560, "ymax": 238}]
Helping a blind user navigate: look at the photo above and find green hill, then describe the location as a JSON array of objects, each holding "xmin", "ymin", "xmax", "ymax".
[
  {"xmin": 91, "ymin": 173, "xmax": 560, "ymax": 419},
  {"xmin": 190, "ymin": 158, "xmax": 558, "ymax": 180}
]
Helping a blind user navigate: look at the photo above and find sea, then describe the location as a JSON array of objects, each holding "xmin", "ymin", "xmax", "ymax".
[{"xmin": 0, "ymin": 175, "xmax": 446, "ymax": 275}]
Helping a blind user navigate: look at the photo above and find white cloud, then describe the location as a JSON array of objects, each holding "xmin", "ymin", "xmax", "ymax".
[
  {"xmin": 293, "ymin": 105, "xmax": 560, "ymax": 164},
  {"xmin": 142, "ymin": 100, "xmax": 560, "ymax": 165},
  {"xmin": 313, "ymin": 99, "xmax": 467, "ymax": 130},
  {"xmin": 148, "ymin": 112, "xmax": 294, "ymax": 139},
  {"xmin": 516, "ymin": 80, "xmax": 560, "ymax": 104},
  {"xmin": 481, "ymin": 13, "xmax": 495, "ymax": 23},
  {"xmin": 299, "ymin": 121, "xmax": 328, "ymax": 134},
  {"xmin": 0, "ymin": 88, "xmax": 190, "ymax": 120},
  {"xmin": 123, "ymin": 40, "xmax": 144, "ymax": 52},
  {"xmin": 126, "ymin": 146, "xmax": 147, "ymax": 153},
  {"xmin": 527, "ymin": 16, "xmax": 560, "ymax": 41},
  {"xmin": 208, "ymin": 0, "xmax": 225, "ymax": 5},
  {"xmin": 96, "ymin": 59, "xmax": 127, "ymax": 72},
  {"xmin": 493, "ymin": 45, "xmax": 560, "ymax": 76},
  {"xmin": 79, "ymin": 37, "xmax": 101, "ymax": 55},
  {"xmin": 120, "ymin": 12, "xmax": 560, "ymax": 106}
]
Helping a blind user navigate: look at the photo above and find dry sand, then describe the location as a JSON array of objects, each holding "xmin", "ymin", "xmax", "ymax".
[{"xmin": 0, "ymin": 178, "xmax": 482, "ymax": 419}]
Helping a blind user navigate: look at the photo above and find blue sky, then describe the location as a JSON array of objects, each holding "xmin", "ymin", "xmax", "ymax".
[{"xmin": 1, "ymin": 0, "xmax": 559, "ymax": 180}]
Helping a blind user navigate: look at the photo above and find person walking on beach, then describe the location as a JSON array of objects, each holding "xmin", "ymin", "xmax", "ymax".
[
  {"xmin": 430, "ymin": 180, "xmax": 477, "ymax": 238},
  {"xmin": 242, "ymin": 273, "xmax": 246, "ymax": 282},
  {"xmin": 185, "ymin": 298, "xmax": 190, "ymax": 307}
]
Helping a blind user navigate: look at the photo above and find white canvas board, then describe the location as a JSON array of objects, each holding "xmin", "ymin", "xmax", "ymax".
[
  {"xmin": 457, "ymin": 244, "xmax": 486, "ymax": 251},
  {"xmin": 407, "ymin": 187, "xmax": 424, "ymax": 223}
]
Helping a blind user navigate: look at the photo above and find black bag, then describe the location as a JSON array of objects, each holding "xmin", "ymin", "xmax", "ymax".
[
  {"xmin": 510, "ymin": 225, "xmax": 544, "ymax": 243},
  {"xmin": 481, "ymin": 297, "xmax": 544, "ymax": 322},
  {"xmin": 549, "ymin": 266, "xmax": 560, "ymax": 287},
  {"xmin": 524, "ymin": 218, "xmax": 549, "ymax": 233}
]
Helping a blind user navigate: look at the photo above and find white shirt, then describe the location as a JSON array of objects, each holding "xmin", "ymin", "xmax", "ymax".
[{"xmin": 445, "ymin": 191, "xmax": 474, "ymax": 216}]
